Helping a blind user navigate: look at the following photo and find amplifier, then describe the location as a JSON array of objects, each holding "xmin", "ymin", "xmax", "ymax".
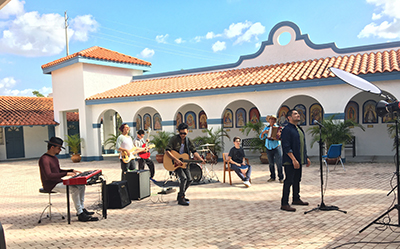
[
  {"xmin": 107, "ymin": 181, "xmax": 131, "ymax": 209},
  {"xmin": 123, "ymin": 170, "xmax": 151, "ymax": 200}
]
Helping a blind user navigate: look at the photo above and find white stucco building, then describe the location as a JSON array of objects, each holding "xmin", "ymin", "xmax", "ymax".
[{"xmin": 38, "ymin": 21, "xmax": 400, "ymax": 161}]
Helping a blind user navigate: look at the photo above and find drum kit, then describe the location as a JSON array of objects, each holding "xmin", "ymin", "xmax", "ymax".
[{"xmin": 189, "ymin": 143, "xmax": 219, "ymax": 183}]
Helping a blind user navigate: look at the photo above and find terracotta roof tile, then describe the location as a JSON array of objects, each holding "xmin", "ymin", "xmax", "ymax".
[
  {"xmin": 42, "ymin": 46, "xmax": 151, "ymax": 69},
  {"xmin": 0, "ymin": 97, "xmax": 57, "ymax": 126},
  {"xmin": 87, "ymin": 49, "xmax": 400, "ymax": 101}
]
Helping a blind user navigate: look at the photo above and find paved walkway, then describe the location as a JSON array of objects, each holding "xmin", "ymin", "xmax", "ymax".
[{"xmin": 1, "ymin": 156, "xmax": 400, "ymax": 248}]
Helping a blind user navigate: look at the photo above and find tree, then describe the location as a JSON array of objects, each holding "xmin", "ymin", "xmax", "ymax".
[{"xmin": 32, "ymin": 90, "xmax": 44, "ymax": 97}]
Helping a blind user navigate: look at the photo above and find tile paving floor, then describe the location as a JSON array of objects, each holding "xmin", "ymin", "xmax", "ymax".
[{"xmin": 1, "ymin": 156, "xmax": 400, "ymax": 248}]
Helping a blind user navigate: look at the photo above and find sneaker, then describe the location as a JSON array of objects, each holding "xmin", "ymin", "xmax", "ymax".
[
  {"xmin": 267, "ymin": 178, "xmax": 276, "ymax": 182},
  {"xmin": 177, "ymin": 196, "xmax": 189, "ymax": 206},
  {"xmin": 243, "ymin": 181, "xmax": 251, "ymax": 188}
]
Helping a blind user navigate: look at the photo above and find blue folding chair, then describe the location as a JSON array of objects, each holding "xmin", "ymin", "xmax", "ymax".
[{"xmin": 322, "ymin": 144, "xmax": 345, "ymax": 172}]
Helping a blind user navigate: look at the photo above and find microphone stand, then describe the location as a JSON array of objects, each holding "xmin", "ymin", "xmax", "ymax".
[
  {"xmin": 360, "ymin": 115, "xmax": 400, "ymax": 232},
  {"xmin": 305, "ymin": 122, "xmax": 347, "ymax": 214}
]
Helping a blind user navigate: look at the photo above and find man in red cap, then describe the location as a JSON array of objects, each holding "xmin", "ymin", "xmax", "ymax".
[{"xmin": 39, "ymin": 137, "xmax": 98, "ymax": 222}]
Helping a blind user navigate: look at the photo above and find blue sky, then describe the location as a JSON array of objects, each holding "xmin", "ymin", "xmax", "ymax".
[{"xmin": 0, "ymin": 0, "xmax": 399, "ymax": 96}]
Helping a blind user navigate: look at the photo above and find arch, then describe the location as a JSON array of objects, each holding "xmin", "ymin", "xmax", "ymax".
[
  {"xmin": 96, "ymin": 108, "xmax": 122, "ymax": 155},
  {"xmin": 133, "ymin": 106, "xmax": 162, "ymax": 132}
]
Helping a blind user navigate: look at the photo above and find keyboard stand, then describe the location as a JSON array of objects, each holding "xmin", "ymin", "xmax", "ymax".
[{"xmin": 66, "ymin": 179, "xmax": 107, "ymax": 224}]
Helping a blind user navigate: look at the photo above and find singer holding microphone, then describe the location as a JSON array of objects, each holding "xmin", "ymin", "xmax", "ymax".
[{"xmin": 280, "ymin": 109, "xmax": 311, "ymax": 212}]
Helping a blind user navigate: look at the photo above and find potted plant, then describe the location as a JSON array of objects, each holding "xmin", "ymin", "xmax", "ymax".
[
  {"xmin": 151, "ymin": 131, "xmax": 174, "ymax": 163},
  {"xmin": 308, "ymin": 114, "xmax": 365, "ymax": 163},
  {"xmin": 193, "ymin": 127, "xmax": 230, "ymax": 162},
  {"xmin": 241, "ymin": 120, "xmax": 269, "ymax": 164},
  {"xmin": 64, "ymin": 134, "xmax": 83, "ymax": 163},
  {"xmin": 103, "ymin": 133, "xmax": 121, "ymax": 154}
]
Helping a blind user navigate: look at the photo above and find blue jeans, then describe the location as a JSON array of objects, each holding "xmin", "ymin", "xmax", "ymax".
[
  {"xmin": 266, "ymin": 146, "xmax": 283, "ymax": 180},
  {"xmin": 230, "ymin": 164, "xmax": 251, "ymax": 181}
]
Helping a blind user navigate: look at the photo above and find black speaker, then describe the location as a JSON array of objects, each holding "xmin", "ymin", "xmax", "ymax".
[
  {"xmin": 123, "ymin": 170, "xmax": 151, "ymax": 200},
  {"xmin": 107, "ymin": 180, "xmax": 131, "ymax": 209}
]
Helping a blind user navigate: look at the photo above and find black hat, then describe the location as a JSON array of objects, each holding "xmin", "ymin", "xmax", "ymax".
[{"xmin": 45, "ymin": 137, "xmax": 65, "ymax": 149}]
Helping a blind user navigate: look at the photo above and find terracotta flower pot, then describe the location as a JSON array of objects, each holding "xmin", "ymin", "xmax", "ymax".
[
  {"xmin": 71, "ymin": 154, "xmax": 81, "ymax": 163},
  {"xmin": 260, "ymin": 152, "xmax": 269, "ymax": 164},
  {"xmin": 156, "ymin": 154, "xmax": 164, "ymax": 163}
]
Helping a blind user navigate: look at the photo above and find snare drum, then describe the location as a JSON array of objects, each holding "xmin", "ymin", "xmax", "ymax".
[{"xmin": 189, "ymin": 163, "xmax": 203, "ymax": 182}]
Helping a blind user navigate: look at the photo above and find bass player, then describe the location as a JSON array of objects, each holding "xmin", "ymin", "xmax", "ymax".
[
  {"xmin": 134, "ymin": 129, "xmax": 155, "ymax": 179},
  {"xmin": 165, "ymin": 123, "xmax": 205, "ymax": 206},
  {"xmin": 116, "ymin": 123, "xmax": 146, "ymax": 180}
]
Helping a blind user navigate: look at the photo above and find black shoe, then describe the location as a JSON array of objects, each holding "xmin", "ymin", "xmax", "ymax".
[
  {"xmin": 83, "ymin": 208, "xmax": 95, "ymax": 215},
  {"xmin": 280, "ymin": 205, "xmax": 296, "ymax": 212},
  {"xmin": 78, "ymin": 212, "xmax": 99, "ymax": 222},
  {"xmin": 176, "ymin": 196, "xmax": 190, "ymax": 202},
  {"xmin": 292, "ymin": 199, "xmax": 309, "ymax": 206},
  {"xmin": 177, "ymin": 196, "xmax": 189, "ymax": 206}
]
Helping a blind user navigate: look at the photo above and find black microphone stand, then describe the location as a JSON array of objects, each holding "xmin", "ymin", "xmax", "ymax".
[
  {"xmin": 360, "ymin": 115, "xmax": 399, "ymax": 232},
  {"xmin": 305, "ymin": 122, "xmax": 347, "ymax": 214}
]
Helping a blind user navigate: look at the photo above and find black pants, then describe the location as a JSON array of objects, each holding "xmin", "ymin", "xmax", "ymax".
[
  {"xmin": 138, "ymin": 158, "xmax": 155, "ymax": 178},
  {"xmin": 120, "ymin": 159, "xmax": 136, "ymax": 180},
  {"xmin": 281, "ymin": 164, "xmax": 302, "ymax": 206},
  {"xmin": 175, "ymin": 167, "xmax": 193, "ymax": 196}
]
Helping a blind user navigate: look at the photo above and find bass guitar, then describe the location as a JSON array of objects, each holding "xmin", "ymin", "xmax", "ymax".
[
  {"xmin": 163, "ymin": 150, "xmax": 203, "ymax": 171},
  {"xmin": 121, "ymin": 146, "xmax": 139, "ymax": 164}
]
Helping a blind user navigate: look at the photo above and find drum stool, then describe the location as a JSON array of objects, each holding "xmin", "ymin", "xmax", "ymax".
[{"xmin": 38, "ymin": 188, "xmax": 65, "ymax": 223}]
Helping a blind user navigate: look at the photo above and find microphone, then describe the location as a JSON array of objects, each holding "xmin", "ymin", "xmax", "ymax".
[{"xmin": 313, "ymin": 120, "xmax": 325, "ymax": 128}]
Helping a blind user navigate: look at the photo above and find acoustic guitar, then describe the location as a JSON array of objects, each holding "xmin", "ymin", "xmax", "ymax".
[{"xmin": 163, "ymin": 150, "xmax": 202, "ymax": 171}]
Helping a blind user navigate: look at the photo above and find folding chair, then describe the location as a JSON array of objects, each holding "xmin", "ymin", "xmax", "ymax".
[{"xmin": 322, "ymin": 144, "xmax": 345, "ymax": 172}]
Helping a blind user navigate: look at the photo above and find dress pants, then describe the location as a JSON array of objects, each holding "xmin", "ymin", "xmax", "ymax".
[{"xmin": 281, "ymin": 164, "xmax": 302, "ymax": 206}]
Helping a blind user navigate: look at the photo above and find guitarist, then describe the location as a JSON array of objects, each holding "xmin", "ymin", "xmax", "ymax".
[
  {"xmin": 134, "ymin": 129, "xmax": 155, "ymax": 179},
  {"xmin": 165, "ymin": 123, "xmax": 205, "ymax": 206},
  {"xmin": 116, "ymin": 124, "xmax": 146, "ymax": 180}
]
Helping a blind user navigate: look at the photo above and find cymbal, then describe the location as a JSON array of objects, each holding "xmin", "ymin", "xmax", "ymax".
[
  {"xmin": 197, "ymin": 149, "xmax": 209, "ymax": 152},
  {"xmin": 201, "ymin": 143, "xmax": 215, "ymax": 147}
]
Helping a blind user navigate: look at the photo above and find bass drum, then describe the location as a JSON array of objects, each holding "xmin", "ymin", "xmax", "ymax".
[{"xmin": 189, "ymin": 163, "xmax": 203, "ymax": 182}]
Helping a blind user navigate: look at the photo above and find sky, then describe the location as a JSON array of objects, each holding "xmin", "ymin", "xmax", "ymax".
[{"xmin": 0, "ymin": 0, "xmax": 400, "ymax": 97}]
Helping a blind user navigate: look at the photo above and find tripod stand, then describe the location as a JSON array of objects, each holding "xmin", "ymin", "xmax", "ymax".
[
  {"xmin": 360, "ymin": 117, "xmax": 400, "ymax": 233},
  {"xmin": 305, "ymin": 122, "xmax": 347, "ymax": 214}
]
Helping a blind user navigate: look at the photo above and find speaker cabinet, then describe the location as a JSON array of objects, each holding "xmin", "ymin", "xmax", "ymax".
[
  {"xmin": 123, "ymin": 170, "xmax": 151, "ymax": 200},
  {"xmin": 107, "ymin": 180, "xmax": 131, "ymax": 209}
]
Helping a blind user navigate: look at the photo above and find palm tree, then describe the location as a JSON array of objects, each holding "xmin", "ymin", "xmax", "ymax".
[
  {"xmin": 308, "ymin": 114, "xmax": 365, "ymax": 149},
  {"xmin": 151, "ymin": 131, "xmax": 174, "ymax": 154}
]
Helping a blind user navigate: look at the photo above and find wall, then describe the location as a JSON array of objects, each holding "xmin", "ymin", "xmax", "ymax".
[{"xmin": 23, "ymin": 126, "xmax": 49, "ymax": 158}]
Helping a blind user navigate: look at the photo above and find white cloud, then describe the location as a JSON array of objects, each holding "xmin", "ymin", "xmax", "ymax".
[
  {"xmin": 234, "ymin": 22, "xmax": 265, "ymax": 44},
  {"xmin": 359, "ymin": 0, "xmax": 400, "ymax": 39},
  {"xmin": 206, "ymin": 31, "xmax": 222, "ymax": 39},
  {"xmin": 69, "ymin": 15, "xmax": 98, "ymax": 42},
  {"xmin": 224, "ymin": 21, "xmax": 252, "ymax": 38},
  {"xmin": 255, "ymin": 42, "xmax": 261, "ymax": 48},
  {"xmin": 156, "ymin": 34, "xmax": 169, "ymax": 44},
  {"xmin": 0, "ymin": 0, "xmax": 24, "ymax": 19},
  {"xmin": 175, "ymin": 37, "xmax": 185, "ymax": 44},
  {"xmin": 0, "ymin": 76, "xmax": 52, "ymax": 96},
  {"xmin": 140, "ymin": 48, "xmax": 155, "ymax": 58},
  {"xmin": 0, "ymin": 1, "xmax": 98, "ymax": 57},
  {"xmin": 194, "ymin": 35, "xmax": 203, "ymax": 42},
  {"xmin": 372, "ymin": 13, "xmax": 383, "ymax": 20},
  {"xmin": 212, "ymin": 41, "xmax": 226, "ymax": 52}
]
